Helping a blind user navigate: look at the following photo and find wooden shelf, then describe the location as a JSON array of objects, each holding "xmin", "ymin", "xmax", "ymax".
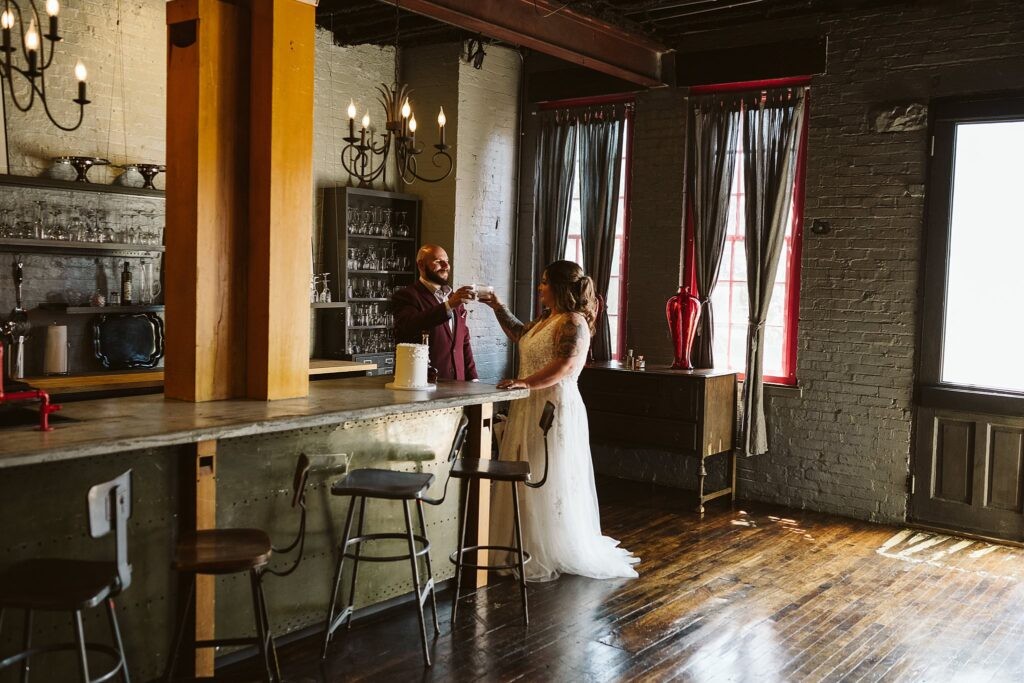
[
  {"xmin": 0, "ymin": 173, "xmax": 165, "ymax": 198},
  {"xmin": 346, "ymin": 233, "xmax": 415, "ymax": 242},
  {"xmin": 349, "ymin": 325, "xmax": 389, "ymax": 330},
  {"xmin": 310, "ymin": 302, "xmax": 348, "ymax": 308},
  {"xmin": 27, "ymin": 359, "xmax": 377, "ymax": 394},
  {"xmin": 65, "ymin": 305, "xmax": 165, "ymax": 314},
  {"xmin": 349, "ymin": 269, "xmax": 414, "ymax": 276},
  {"xmin": 308, "ymin": 359, "xmax": 377, "ymax": 376},
  {"xmin": 348, "ymin": 298, "xmax": 390, "ymax": 302},
  {"xmin": 0, "ymin": 238, "xmax": 164, "ymax": 258}
]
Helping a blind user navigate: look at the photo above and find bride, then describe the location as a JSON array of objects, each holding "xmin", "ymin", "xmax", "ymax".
[{"xmin": 480, "ymin": 260, "xmax": 639, "ymax": 581}]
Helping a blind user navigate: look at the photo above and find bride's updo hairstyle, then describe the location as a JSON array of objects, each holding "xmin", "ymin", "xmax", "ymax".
[{"xmin": 543, "ymin": 260, "xmax": 598, "ymax": 334}]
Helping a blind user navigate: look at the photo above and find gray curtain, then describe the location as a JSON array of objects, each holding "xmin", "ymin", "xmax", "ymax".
[
  {"xmin": 741, "ymin": 90, "xmax": 806, "ymax": 456},
  {"xmin": 579, "ymin": 107, "xmax": 626, "ymax": 361},
  {"xmin": 534, "ymin": 111, "xmax": 578, "ymax": 289},
  {"xmin": 688, "ymin": 97, "xmax": 742, "ymax": 369}
]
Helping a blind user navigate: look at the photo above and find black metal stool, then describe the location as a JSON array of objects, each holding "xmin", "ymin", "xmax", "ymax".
[
  {"xmin": 322, "ymin": 415, "xmax": 471, "ymax": 667},
  {"xmin": 0, "ymin": 470, "xmax": 132, "ymax": 683},
  {"xmin": 450, "ymin": 400, "xmax": 555, "ymax": 626},
  {"xmin": 163, "ymin": 454, "xmax": 311, "ymax": 683}
]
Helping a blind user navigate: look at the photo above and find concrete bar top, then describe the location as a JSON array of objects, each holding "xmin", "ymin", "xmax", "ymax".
[{"xmin": 0, "ymin": 376, "xmax": 528, "ymax": 469}]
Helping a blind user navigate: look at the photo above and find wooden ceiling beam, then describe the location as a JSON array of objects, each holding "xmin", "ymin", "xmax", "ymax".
[{"xmin": 383, "ymin": 0, "xmax": 670, "ymax": 87}]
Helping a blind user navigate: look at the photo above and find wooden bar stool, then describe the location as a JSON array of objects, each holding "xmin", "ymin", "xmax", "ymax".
[
  {"xmin": 0, "ymin": 470, "xmax": 132, "ymax": 683},
  {"xmin": 163, "ymin": 454, "xmax": 311, "ymax": 683},
  {"xmin": 322, "ymin": 415, "xmax": 470, "ymax": 667},
  {"xmin": 449, "ymin": 401, "xmax": 555, "ymax": 625}
]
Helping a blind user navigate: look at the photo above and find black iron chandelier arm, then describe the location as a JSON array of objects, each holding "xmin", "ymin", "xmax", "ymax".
[
  {"xmin": 36, "ymin": 68, "xmax": 84, "ymax": 132},
  {"xmin": 2, "ymin": 63, "xmax": 38, "ymax": 113},
  {"xmin": 340, "ymin": 141, "xmax": 389, "ymax": 185},
  {"xmin": 399, "ymin": 147, "xmax": 453, "ymax": 185}
]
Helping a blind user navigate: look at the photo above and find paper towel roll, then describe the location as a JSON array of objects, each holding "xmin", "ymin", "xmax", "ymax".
[{"xmin": 43, "ymin": 325, "xmax": 68, "ymax": 375}]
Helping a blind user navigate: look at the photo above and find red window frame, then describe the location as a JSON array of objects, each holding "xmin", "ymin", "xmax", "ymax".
[
  {"xmin": 537, "ymin": 93, "xmax": 634, "ymax": 360},
  {"xmin": 684, "ymin": 77, "xmax": 810, "ymax": 386}
]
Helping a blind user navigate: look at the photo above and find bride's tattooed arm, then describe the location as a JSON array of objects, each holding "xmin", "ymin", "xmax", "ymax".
[
  {"xmin": 494, "ymin": 305, "xmax": 537, "ymax": 342},
  {"xmin": 555, "ymin": 314, "xmax": 588, "ymax": 359}
]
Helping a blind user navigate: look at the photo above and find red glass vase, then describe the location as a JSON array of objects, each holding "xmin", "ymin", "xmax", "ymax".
[{"xmin": 666, "ymin": 286, "xmax": 701, "ymax": 370}]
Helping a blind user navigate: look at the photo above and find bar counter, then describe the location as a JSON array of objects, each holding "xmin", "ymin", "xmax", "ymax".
[
  {"xmin": 0, "ymin": 375, "xmax": 526, "ymax": 468},
  {"xmin": 0, "ymin": 377, "xmax": 527, "ymax": 679}
]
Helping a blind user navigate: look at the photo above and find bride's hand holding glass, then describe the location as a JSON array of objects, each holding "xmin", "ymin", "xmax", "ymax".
[{"xmin": 476, "ymin": 289, "xmax": 502, "ymax": 309}]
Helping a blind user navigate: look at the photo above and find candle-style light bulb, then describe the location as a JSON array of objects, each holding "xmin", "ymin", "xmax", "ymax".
[
  {"xmin": 347, "ymin": 100, "xmax": 356, "ymax": 138},
  {"xmin": 1, "ymin": 10, "xmax": 12, "ymax": 54},
  {"xmin": 45, "ymin": 0, "xmax": 59, "ymax": 40},
  {"xmin": 437, "ymin": 107, "xmax": 446, "ymax": 128},
  {"xmin": 409, "ymin": 116, "xmax": 417, "ymax": 133},
  {"xmin": 361, "ymin": 112, "xmax": 370, "ymax": 130},
  {"xmin": 401, "ymin": 99, "xmax": 411, "ymax": 119},
  {"xmin": 25, "ymin": 20, "xmax": 40, "ymax": 52},
  {"xmin": 74, "ymin": 61, "xmax": 87, "ymax": 102}
]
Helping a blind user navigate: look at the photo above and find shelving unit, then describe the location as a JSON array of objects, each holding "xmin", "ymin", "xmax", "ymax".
[
  {"xmin": 318, "ymin": 186, "xmax": 421, "ymax": 376},
  {"xmin": 65, "ymin": 305, "xmax": 165, "ymax": 314},
  {"xmin": 0, "ymin": 238, "xmax": 163, "ymax": 258}
]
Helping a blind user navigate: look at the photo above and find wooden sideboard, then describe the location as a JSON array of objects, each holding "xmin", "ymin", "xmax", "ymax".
[{"xmin": 579, "ymin": 363, "xmax": 738, "ymax": 514}]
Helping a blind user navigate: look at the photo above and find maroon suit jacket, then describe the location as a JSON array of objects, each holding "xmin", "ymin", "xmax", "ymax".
[{"xmin": 392, "ymin": 281, "xmax": 478, "ymax": 381}]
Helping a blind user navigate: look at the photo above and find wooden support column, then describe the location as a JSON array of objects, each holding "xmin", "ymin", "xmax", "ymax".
[
  {"xmin": 166, "ymin": 0, "xmax": 315, "ymax": 401},
  {"xmin": 247, "ymin": 0, "xmax": 315, "ymax": 400},
  {"xmin": 465, "ymin": 402, "xmax": 493, "ymax": 587},
  {"xmin": 165, "ymin": 0, "xmax": 250, "ymax": 402},
  {"xmin": 176, "ymin": 440, "xmax": 218, "ymax": 677}
]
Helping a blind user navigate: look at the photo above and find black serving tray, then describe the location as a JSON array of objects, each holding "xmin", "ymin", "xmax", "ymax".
[{"xmin": 92, "ymin": 312, "xmax": 165, "ymax": 369}]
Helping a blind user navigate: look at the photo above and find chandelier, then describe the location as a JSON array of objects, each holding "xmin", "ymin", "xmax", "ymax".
[
  {"xmin": 341, "ymin": 2, "xmax": 452, "ymax": 187},
  {"xmin": 1, "ymin": 0, "xmax": 90, "ymax": 132}
]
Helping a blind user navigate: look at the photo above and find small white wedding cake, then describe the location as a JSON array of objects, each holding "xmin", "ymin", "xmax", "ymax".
[{"xmin": 386, "ymin": 343, "xmax": 436, "ymax": 391}]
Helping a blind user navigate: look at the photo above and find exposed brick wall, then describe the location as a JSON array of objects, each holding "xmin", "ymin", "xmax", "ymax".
[
  {"xmin": 622, "ymin": 88, "xmax": 687, "ymax": 366},
  {"xmin": 453, "ymin": 47, "xmax": 521, "ymax": 381},
  {"xmin": 403, "ymin": 42, "xmax": 520, "ymax": 382},
  {"xmin": 400, "ymin": 44, "xmax": 460, "ymax": 249},
  {"xmin": 3, "ymin": 0, "xmax": 166, "ymax": 185},
  {"xmin": 606, "ymin": 0, "xmax": 1024, "ymax": 523},
  {"xmin": 735, "ymin": 0, "xmax": 1024, "ymax": 523}
]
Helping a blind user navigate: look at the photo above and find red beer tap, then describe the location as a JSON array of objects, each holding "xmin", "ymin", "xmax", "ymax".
[{"xmin": 0, "ymin": 343, "xmax": 62, "ymax": 431}]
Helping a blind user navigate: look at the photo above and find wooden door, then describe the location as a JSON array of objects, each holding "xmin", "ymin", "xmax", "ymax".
[{"xmin": 911, "ymin": 408, "xmax": 1024, "ymax": 540}]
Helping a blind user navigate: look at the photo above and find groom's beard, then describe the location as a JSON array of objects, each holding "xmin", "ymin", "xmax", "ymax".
[{"xmin": 424, "ymin": 269, "xmax": 449, "ymax": 287}]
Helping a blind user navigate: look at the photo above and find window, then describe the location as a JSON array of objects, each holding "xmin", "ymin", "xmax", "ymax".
[
  {"xmin": 924, "ymin": 97, "xmax": 1024, "ymax": 396},
  {"xmin": 709, "ymin": 134, "xmax": 804, "ymax": 384},
  {"xmin": 564, "ymin": 116, "xmax": 630, "ymax": 359},
  {"xmin": 687, "ymin": 83, "xmax": 808, "ymax": 386}
]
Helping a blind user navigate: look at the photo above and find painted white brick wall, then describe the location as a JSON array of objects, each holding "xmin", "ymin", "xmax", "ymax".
[
  {"xmin": 3, "ymin": 0, "xmax": 166, "ymax": 185},
  {"xmin": 453, "ymin": 46, "xmax": 520, "ymax": 382}
]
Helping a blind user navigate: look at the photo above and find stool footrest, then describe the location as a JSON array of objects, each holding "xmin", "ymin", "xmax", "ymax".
[
  {"xmin": 450, "ymin": 544, "xmax": 531, "ymax": 571},
  {"xmin": 0, "ymin": 642, "xmax": 124, "ymax": 683},
  {"xmin": 195, "ymin": 636, "xmax": 257, "ymax": 649},
  {"xmin": 343, "ymin": 532, "xmax": 431, "ymax": 562}
]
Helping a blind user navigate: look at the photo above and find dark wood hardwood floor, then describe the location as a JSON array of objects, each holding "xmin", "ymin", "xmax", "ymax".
[{"xmin": 225, "ymin": 487, "xmax": 1024, "ymax": 682}]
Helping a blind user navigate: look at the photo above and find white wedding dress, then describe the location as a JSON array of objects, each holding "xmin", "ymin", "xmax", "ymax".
[{"xmin": 491, "ymin": 312, "xmax": 640, "ymax": 582}]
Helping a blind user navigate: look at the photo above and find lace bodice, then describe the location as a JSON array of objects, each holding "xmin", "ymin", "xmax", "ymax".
[{"xmin": 518, "ymin": 313, "xmax": 589, "ymax": 383}]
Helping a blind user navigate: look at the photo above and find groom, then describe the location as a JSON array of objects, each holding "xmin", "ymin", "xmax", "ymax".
[{"xmin": 392, "ymin": 244, "xmax": 478, "ymax": 381}]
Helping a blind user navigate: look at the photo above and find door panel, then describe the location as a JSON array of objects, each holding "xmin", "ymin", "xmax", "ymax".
[
  {"xmin": 987, "ymin": 427, "xmax": 1024, "ymax": 512},
  {"xmin": 912, "ymin": 408, "xmax": 1024, "ymax": 540},
  {"xmin": 935, "ymin": 419, "xmax": 973, "ymax": 503}
]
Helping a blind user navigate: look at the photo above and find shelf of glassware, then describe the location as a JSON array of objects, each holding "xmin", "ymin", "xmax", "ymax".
[
  {"xmin": 0, "ymin": 238, "xmax": 164, "ymax": 258},
  {"xmin": 0, "ymin": 173, "xmax": 165, "ymax": 198}
]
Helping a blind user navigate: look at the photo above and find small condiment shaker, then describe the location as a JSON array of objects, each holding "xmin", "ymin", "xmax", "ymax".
[
  {"xmin": 625, "ymin": 348, "xmax": 635, "ymax": 370},
  {"xmin": 636, "ymin": 355, "xmax": 646, "ymax": 371}
]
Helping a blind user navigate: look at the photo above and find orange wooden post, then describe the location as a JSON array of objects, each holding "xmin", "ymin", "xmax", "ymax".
[
  {"xmin": 246, "ymin": 0, "xmax": 315, "ymax": 400},
  {"xmin": 165, "ymin": 0, "xmax": 250, "ymax": 402}
]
